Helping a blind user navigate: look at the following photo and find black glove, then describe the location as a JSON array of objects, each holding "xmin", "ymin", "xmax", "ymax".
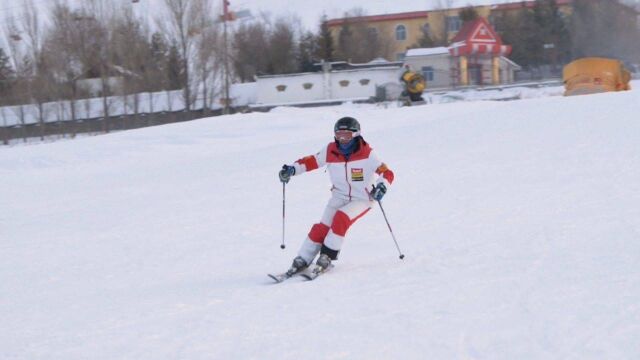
[
  {"xmin": 279, "ymin": 165, "xmax": 295, "ymax": 183},
  {"xmin": 371, "ymin": 183, "xmax": 387, "ymax": 201}
]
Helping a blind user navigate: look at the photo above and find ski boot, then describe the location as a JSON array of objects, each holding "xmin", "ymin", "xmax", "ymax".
[
  {"xmin": 313, "ymin": 254, "xmax": 332, "ymax": 274},
  {"xmin": 285, "ymin": 256, "xmax": 308, "ymax": 277}
]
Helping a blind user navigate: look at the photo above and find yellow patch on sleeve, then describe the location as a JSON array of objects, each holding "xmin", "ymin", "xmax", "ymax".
[{"xmin": 376, "ymin": 163, "xmax": 389, "ymax": 174}]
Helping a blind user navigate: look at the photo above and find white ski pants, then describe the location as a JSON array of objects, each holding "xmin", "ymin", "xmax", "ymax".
[{"xmin": 297, "ymin": 196, "xmax": 372, "ymax": 264}]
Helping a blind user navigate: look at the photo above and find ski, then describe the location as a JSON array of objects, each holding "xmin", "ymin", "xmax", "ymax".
[
  {"xmin": 267, "ymin": 272, "xmax": 294, "ymax": 283},
  {"xmin": 267, "ymin": 268, "xmax": 307, "ymax": 283},
  {"xmin": 299, "ymin": 264, "xmax": 334, "ymax": 281}
]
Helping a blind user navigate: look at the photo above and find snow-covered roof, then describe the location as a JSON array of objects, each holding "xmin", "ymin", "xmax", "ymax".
[
  {"xmin": 367, "ymin": 57, "xmax": 392, "ymax": 64},
  {"xmin": 500, "ymin": 56, "xmax": 522, "ymax": 69},
  {"xmin": 405, "ymin": 47, "xmax": 450, "ymax": 57}
]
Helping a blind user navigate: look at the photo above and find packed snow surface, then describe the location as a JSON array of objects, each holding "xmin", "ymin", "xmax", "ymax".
[{"xmin": 1, "ymin": 88, "xmax": 640, "ymax": 359}]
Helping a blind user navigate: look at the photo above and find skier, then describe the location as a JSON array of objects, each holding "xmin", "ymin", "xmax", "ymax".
[{"xmin": 278, "ymin": 116, "xmax": 395, "ymax": 276}]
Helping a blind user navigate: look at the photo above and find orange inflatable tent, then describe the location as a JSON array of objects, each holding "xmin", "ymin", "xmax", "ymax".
[{"xmin": 563, "ymin": 57, "xmax": 631, "ymax": 96}]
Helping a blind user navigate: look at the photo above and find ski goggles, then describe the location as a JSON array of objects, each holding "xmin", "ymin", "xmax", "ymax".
[{"xmin": 335, "ymin": 129, "xmax": 359, "ymax": 142}]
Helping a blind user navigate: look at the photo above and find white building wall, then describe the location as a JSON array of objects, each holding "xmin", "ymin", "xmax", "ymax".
[
  {"xmin": 404, "ymin": 53, "xmax": 520, "ymax": 87},
  {"xmin": 256, "ymin": 67, "xmax": 401, "ymax": 105},
  {"xmin": 404, "ymin": 54, "xmax": 452, "ymax": 88},
  {"xmin": 329, "ymin": 69, "xmax": 400, "ymax": 100},
  {"xmin": 256, "ymin": 73, "xmax": 325, "ymax": 105}
]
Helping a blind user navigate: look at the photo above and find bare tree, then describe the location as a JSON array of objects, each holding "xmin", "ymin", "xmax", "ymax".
[
  {"xmin": 45, "ymin": 1, "xmax": 89, "ymax": 136},
  {"xmin": 160, "ymin": 0, "xmax": 202, "ymax": 111},
  {"xmin": 111, "ymin": 7, "xmax": 148, "ymax": 125},
  {"xmin": 336, "ymin": 8, "xmax": 388, "ymax": 63},
  {"xmin": 19, "ymin": 0, "xmax": 51, "ymax": 140},
  {"xmin": 82, "ymin": 0, "xmax": 116, "ymax": 133},
  {"xmin": 20, "ymin": 0, "xmax": 43, "ymax": 68},
  {"xmin": 232, "ymin": 20, "xmax": 270, "ymax": 82},
  {"xmin": 268, "ymin": 17, "xmax": 298, "ymax": 74},
  {"xmin": 3, "ymin": 13, "xmax": 31, "ymax": 141},
  {"xmin": 198, "ymin": 27, "xmax": 223, "ymax": 113},
  {"xmin": 190, "ymin": 0, "xmax": 222, "ymax": 115}
]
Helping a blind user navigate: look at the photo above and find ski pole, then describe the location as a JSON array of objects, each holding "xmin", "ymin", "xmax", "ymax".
[
  {"xmin": 377, "ymin": 200, "xmax": 404, "ymax": 260},
  {"xmin": 281, "ymin": 182, "xmax": 286, "ymax": 249}
]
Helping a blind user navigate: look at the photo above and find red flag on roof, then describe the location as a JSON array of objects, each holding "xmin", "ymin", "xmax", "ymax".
[{"xmin": 222, "ymin": 0, "xmax": 234, "ymax": 21}]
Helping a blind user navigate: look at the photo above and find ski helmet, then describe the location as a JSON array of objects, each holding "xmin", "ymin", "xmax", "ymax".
[{"xmin": 334, "ymin": 117, "xmax": 360, "ymax": 133}]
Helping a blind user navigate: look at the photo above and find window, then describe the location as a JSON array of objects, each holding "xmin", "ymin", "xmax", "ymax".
[
  {"xmin": 396, "ymin": 52, "xmax": 406, "ymax": 61},
  {"xmin": 446, "ymin": 16, "xmax": 461, "ymax": 32},
  {"xmin": 422, "ymin": 23, "xmax": 431, "ymax": 36},
  {"xmin": 421, "ymin": 66, "xmax": 434, "ymax": 82},
  {"xmin": 367, "ymin": 27, "xmax": 378, "ymax": 39},
  {"xmin": 395, "ymin": 25, "xmax": 407, "ymax": 41}
]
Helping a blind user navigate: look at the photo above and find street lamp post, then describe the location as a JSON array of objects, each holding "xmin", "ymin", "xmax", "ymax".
[{"xmin": 543, "ymin": 43, "xmax": 555, "ymax": 76}]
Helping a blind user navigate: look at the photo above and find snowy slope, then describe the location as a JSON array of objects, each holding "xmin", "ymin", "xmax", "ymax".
[{"xmin": 1, "ymin": 88, "xmax": 640, "ymax": 359}]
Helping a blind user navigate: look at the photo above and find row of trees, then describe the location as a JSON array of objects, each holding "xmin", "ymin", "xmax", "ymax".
[
  {"xmin": 1, "ymin": 0, "xmax": 639, "ymax": 113},
  {"xmin": 230, "ymin": 0, "xmax": 640, "ymax": 80},
  {"xmin": 231, "ymin": 15, "xmax": 337, "ymax": 82},
  {"xmin": 456, "ymin": 0, "xmax": 574, "ymax": 69},
  {"xmin": 0, "ymin": 0, "xmax": 347, "ymax": 112},
  {"xmin": 0, "ymin": 0, "xmax": 221, "ymax": 117},
  {"xmin": 493, "ymin": 0, "xmax": 639, "ymax": 69},
  {"xmin": 410, "ymin": 0, "xmax": 640, "ymax": 69}
]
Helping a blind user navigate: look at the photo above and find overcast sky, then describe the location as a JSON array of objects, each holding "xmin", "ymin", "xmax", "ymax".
[
  {"xmin": 0, "ymin": 0, "xmax": 515, "ymax": 32},
  {"xmin": 1, "ymin": 0, "xmax": 637, "ymax": 37}
]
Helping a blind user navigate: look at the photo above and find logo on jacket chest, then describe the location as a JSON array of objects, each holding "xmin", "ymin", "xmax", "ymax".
[{"xmin": 351, "ymin": 168, "xmax": 364, "ymax": 181}]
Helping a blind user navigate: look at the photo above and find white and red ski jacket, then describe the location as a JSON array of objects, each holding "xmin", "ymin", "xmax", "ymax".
[{"xmin": 291, "ymin": 139, "xmax": 395, "ymax": 202}]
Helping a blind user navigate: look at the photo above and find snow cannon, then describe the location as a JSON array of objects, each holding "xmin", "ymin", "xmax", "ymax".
[
  {"xmin": 563, "ymin": 57, "xmax": 631, "ymax": 96},
  {"xmin": 400, "ymin": 69, "xmax": 426, "ymax": 104}
]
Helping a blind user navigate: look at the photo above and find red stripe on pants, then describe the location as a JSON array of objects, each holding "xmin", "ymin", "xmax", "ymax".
[
  {"xmin": 331, "ymin": 208, "xmax": 370, "ymax": 237},
  {"xmin": 308, "ymin": 223, "xmax": 330, "ymax": 243}
]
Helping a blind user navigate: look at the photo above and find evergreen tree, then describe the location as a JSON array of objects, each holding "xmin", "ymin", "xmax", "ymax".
[
  {"xmin": 459, "ymin": 6, "xmax": 480, "ymax": 24},
  {"xmin": 493, "ymin": 1, "xmax": 573, "ymax": 68},
  {"xmin": 495, "ymin": 7, "xmax": 541, "ymax": 67},
  {"xmin": 0, "ymin": 48, "xmax": 15, "ymax": 96},
  {"xmin": 150, "ymin": 32, "xmax": 168, "ymax": 68},
  {"xmin": 298, "ymin": 31, "xmax": 319, "ymax": 72},
  {"xmin": 150, "ymin": 32, "xmax": 169, "ymax": 89},
  {"xmin": 335, "ymin": 9, "xmax": 385, "ymax": 63},
  {"xmin": 533, "ymin": 0, "xmax": 571, "ymax": 67},
  {"xmin": 410, "ymin": 25, "xmax": 437, "ymax": 49},
  {"xmin": 315, "ymin": 16, "xmax": 335, "ymax": 62},
  {"xmin": 570, "ymin": 0, "xmax": 635, "ymax": 60},
  {"xmin": 166, "ymin": 42, "xmax": 184, "ymax": 90},
  {"xmin": 337, "ymin": 19, "xmax": 354, "ymax": 61}
]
